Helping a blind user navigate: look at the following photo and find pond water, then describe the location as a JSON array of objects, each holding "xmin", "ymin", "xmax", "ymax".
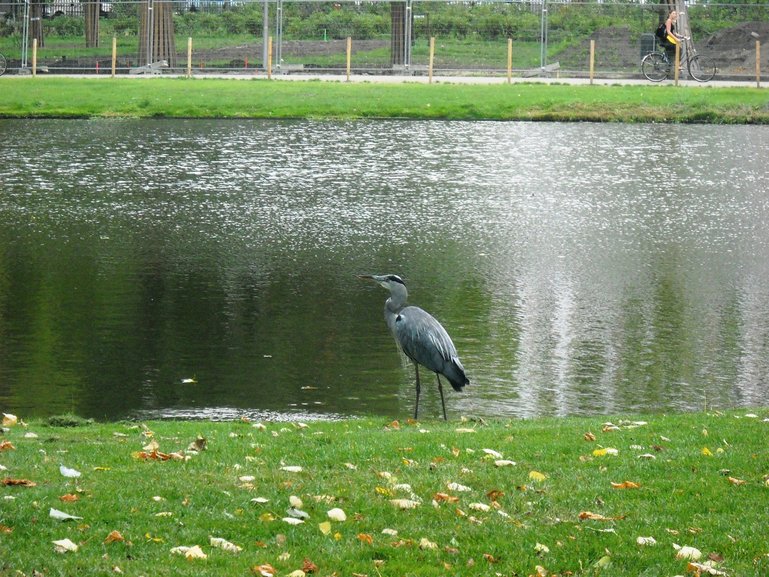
[{"xmin": 1, "ymin": 119, "xmax": 768, "ymax": 421}]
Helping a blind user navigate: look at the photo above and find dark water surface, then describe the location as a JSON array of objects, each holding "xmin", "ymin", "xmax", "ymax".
[{"xmin": 1, "ymin": 119, "xmax": 768, "ymax": 420}]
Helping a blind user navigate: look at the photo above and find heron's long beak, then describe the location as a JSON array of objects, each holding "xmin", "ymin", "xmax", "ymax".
[{"xmin": 357, "ymin": 274, "xmax": 375, "ymax": 281}]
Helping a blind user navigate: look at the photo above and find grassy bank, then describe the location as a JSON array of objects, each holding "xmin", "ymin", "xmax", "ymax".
[
  {"xmin": 1, "ymin": 77, "xmax": 769, "ymax": 122},
  {"xmin": 1, "ymin": 410, "xmax": 768, "ymax": 576}
]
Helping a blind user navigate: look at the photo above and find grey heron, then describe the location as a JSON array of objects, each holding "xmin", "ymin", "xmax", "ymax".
[{"xmin": 358, "ymin": 274, "xmax": 469, "ymax": 420}]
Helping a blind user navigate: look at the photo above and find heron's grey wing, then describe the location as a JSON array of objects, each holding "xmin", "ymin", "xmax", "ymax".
[{"xmin": 394, "ymin": 306, "xmax": 457, "ymax": 372}]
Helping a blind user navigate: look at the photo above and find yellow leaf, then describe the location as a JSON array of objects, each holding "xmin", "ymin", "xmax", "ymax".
[
  {"xmin": 375, "ymin": 486, "xmax": 393, "ymax": 497},
  {"xmin": 318, "ymin": 521, "xmax": 332, "ymax": 535},
  {"xmin": 592, "ymin": 447, "xmax": 619, "ymax": 457},
  {"xmin": 701, "ymin": 447, "xmax": 713, "ymax": 456},
  {"xmin": 611, "ymin": 481, "xmax": 641, "ymax": 489},
  {"xmin": 259, "ymin": 512, "xmax": 276, "ymax": 522},
  {"xmin": 727, "ymin": 476, "xmax": 746, "ymax": 486},
  {"xmin": 528, "ymin": 471, "xmax": 547, "ymax": 482},
  {"xmin": 104, "ymin": 530, "xmax": 127, "ymax": 544},
  {"xmin": 2, "ymin": 414, "xmax": 18, "ymax": 427},
  {"xmin": 357, "ymin": 533, "xmax": 374, "ymax": 545}
]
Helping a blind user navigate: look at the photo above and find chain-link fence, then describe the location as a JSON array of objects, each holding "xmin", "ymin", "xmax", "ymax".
[{"xmin": 0, "ymin": 1, "xmax": 766, "ymax": 80}]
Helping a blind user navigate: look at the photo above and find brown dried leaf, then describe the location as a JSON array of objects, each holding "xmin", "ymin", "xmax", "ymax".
[
  {"xmin": 2, "ymin": 478, "xmax": 36, "ymax": 487},
  {"xmin": 727, "ymin": 476, "xmax": 746, "ymax": 486},
  {"xmin": 302, "ymin": 558, "xmax": 319, "ymax": 573},
  {"xmin": 357, "ymin": 533, "xmax": 374, "ymax": 545},
  {"xmin": 584, "ymin": 431, "xmax": 596, "ymax": 442},
  {"xmin": 433, "ymin": 492, "xmax": 459, "ymax": 503},
  {"xmin": 252, "ymin": 564, "xmax": 277, "ymax": 577},
  {"xmin": 104, "ymin": 530, "xmax": 127, "ymax": 544},
  {"xmin": 486, "ymin": 489, "xmax": 505, "ymax": 502},
  {"xmin": 578, "ymin": 511, "xmax": 625, "ymax": 522},
  {"xmin": 0, "ymin": 441, "xmax": 16, "ymax": 451},
  {"xmin": 611, "ymin": 481, "xmax": 641, "ymax": 489},
  {"xmin": 60, "ymin": 493, "xmax": 79, "ymax": 502}
]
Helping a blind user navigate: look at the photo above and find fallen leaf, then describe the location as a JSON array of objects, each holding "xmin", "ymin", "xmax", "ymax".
[
  {"xmin": 357, "ymin": 533, "xmax": 374, "ymax": 545},
  {"xmin": 210, "ymin": 536, "xmax": 242, "ymax": 553},
  {"xmin": 49, "ymin": 508, "xmax": 83, "ymax": 522},
  {"xmin": 534, "ymin": 542, "xmax": 550, "ymax": 555},
  {"xmin": 469, "ymin": 502, "xmax": 491, "ymax": 512},
  {"xmin": 282, "ymin": 517, "xmax": 304, "ymax": 525},
  {"xmin": 686, "ymin": 561, "xmax": 728, "ymax": 576},
  {"xmin": 281, "ymin": 466, "xmax": 303, "ymax": 473},
  {"xmin": 2, "ymin": 478, "xmax": 36, "ymax": 487},
  {"xmin": 494, "ymin": 459, "xmax": 516, "ymax": 467},
  {"xmin": 187, "ymin": 436, "xmax": 207, "ymax": 452},
  {"xmin": 289, "ymin": 495, "xmax": 304, "ymax": 509},
  {"xmin": 60, "ymin": 493, "xmax": 79, "ymax": 501},
  {"xmin": 483, "ymin": 553, "xmax": 498, "ymax": 563},
  {"xmin": 252, "ymin": 563, "xmax": 277, "ymax": 576},
  {"xmin": 592, "ymin": 448, "xmax": 619, "ymax": 457},
  {"xmin": 2, "ymin": 413, "xmax": 18, "ymax": 427},
  {"xmin": 611, "ymin": 481, "xmax": 641, "ymax": 489},
  {"xmin": 528, "ymin": 471, "xmax": 547, "ymax": 482},
  {"xmin": 327, "ymin": 508, "xmax": 347, "ymax": 522},
  {"xmin": 53, "ymin": 538, "xmax": 79, "ymax": 553},
  {"xmin": 727, "ymin": 476, "xmax": 746, "ymax": 486},
  {"xmin": 584, "ymin": 431, "xmax": 596, "ymax": 441},
  {"xmin": 0, "ymin": 441, "xmax": 15, "ymax": 451},
  {"xmin": 674, "ymin": 544, "xmax": 703, "ymax": 560},
  {"xmin": 578, "ymin": 511, "xmax": 625, "ymax": 522},
  {"xmin": 390, "ymin": 499, "xmax": 420, "ymax": 509},
  {"xmin": 104, "ymin": 530, "xmax": 127, "ymax": 544},
  {"xmin": 482, "ymin": 448, "xmax": 503, "ymax": 459},
  {"xmin": 636, "ymin": 536, "xmax": 657, "ymax": 546},
  {"xmin": 59, "ymin": 465, "xmax": 82, "ymax": 478},
  {"xmin": 447, "ymin": 482, "xmax": 472, "ymax": 492},
  {"xmin": 455, "ymin": 428, "xmax": 476, "ymax": 434},
  {"xmin": 419, "ymin": 537, "xmax": 438, "ymax": 550},
  {"xmin": 170, "ymin": 545, "xmax": 207, "ymax": 560},
  {"xmin": 302, "ymin": 558, "xmax": 319, "ymax": 573},
  {"xmin": 433, "ymin": 492, "xmax": 459, "ymax": 503},
  {"xmin": 701, "ymin": 447, "xmax": 713, "ymax": 457},
  {"xmin": 318, "ymin": 521, "xmax": 332, "ymax": 535},
  {"xmin": 486, "ymin": 489, "xmax": 504, "ymax": 502}
]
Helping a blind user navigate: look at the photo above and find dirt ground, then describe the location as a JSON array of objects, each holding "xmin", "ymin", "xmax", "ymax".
[{"xmin": 559, "ymin": 22, "xmax": 769, "ymax": 75}]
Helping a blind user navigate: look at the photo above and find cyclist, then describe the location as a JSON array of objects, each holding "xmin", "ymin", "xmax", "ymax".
[{"xmin": 656, "ymin": 10, "xmax": 685, "ymax": 69}]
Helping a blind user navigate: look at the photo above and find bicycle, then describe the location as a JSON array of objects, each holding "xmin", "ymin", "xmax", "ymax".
[
  {"xmin": 641, "ymin": 39, "xmax": 716, "ymax": 83},
  {"xmin": 0, "ymin": 53, "xmax": 7, "ymax": 76}
]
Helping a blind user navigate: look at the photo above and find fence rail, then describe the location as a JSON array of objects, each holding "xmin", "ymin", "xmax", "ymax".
[{"xmin": 0, "ymin": 1, "xmax": 766, "ymax": 81}]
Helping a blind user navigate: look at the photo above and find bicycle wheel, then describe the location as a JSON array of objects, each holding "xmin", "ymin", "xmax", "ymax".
[
  {"xmin": 0, "ymin": 53, "xmax": 7, "ymax": 76},
  {"xmin": 642, "ymin": 52, "xmax": 669, "ymax": 82},
  {"xmin": 688, "ymin": 55, "xmax": 716, "ymax": 82}
]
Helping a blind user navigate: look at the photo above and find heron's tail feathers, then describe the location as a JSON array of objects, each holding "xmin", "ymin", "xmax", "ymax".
[{"xmin": 444, "ymin": 357, "xmax": 469, "ymax": 392}]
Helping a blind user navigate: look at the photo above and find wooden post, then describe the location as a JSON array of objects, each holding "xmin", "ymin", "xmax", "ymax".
[
  {"xmin": 507, "ymin": 38, "xmax": 512, "ymax": 84},
  {"xmin": 111, "ymin": 36, "xmax": 117, "ymax": 77},
  {"xmin": 428, "ymin": 37, "xmax": 435, "ymax": 84},
  {"xmin": 674, "ymin": 42, "xmax": 680, "ymax": 85},
  {"xmin": 267, "ymin": 36, "xmax": 273, "ymax": 79},
  {"xmin": 187, "ymin": 37, "xmax": 192, "ymax": 78},
  {"xmin": 589, "ymin": 39, "xmax": 595, "ymax": 85},
  {"xmin": 346, "ymin": 36, "xmax": 352, "ymax": 82},
  {"xmin": 32, "ymin": 38, "xmax": 37, "ymax": 76},
  {"xmin": 757, "ymin": 40, "xmax": 761, "ymax": 88}
]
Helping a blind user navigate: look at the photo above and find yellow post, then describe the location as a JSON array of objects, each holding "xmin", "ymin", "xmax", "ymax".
[
  {"xmin": 589, "ymin": 39, "xmax": 595, "ymax": 85},
  {"xmin": 111, "ymin": 36, "xmax": 117, "ymax": 77},
  {"xmin": 757, "ymin": 40, "xmax": 761, "ymax": 88},
  {"xmin": 32, "ymin": 38, "xmax": 37, "ymax": 76},
  {"xmin": 267, "ymin": 36, "xmax": 273, "ymax": 79},
  {"xmin": 507, "ymin": 38, "xmax": 512, "ymax": 84},
  {"xmin": 428, "ymin": 36, "xmax": 435, "ymax": 84},
  {"xmin": 187, "ymin": 37, "xmax": 193, "ymax": 78},
  {"xmin": 346, "ymin": 36, "xmax": 352, "ymax": 82},
  {"xmin": 674, "ymin": 42, "xmax": 680, "ymax": 85}
]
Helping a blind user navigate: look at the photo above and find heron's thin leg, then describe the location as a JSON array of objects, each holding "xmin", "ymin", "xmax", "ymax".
[
  {"xmin": 436, "ymin": 374, "xmax": 447, "ymax": 420},
  {"xmin": 414, "ymin": 364, "xmax": 421, "ymax": 420}
]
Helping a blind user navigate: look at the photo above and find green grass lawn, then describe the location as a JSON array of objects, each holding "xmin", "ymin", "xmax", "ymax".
[
  {"xmin": 1, "ymin": 77, "xmax": 769, "ymax": 123},
  {"xmin": 1, "ymin": 410, "xmax": 768, "ymax": 576}
]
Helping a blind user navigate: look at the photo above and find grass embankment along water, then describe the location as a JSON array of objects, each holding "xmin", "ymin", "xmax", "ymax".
[
  {"xmin": 1, "ymin": 77, "xmax": 769, "ymax": 122},
  {"xmin": 1, "ymin": 411, "xmax": 768, "ymax": 576}
]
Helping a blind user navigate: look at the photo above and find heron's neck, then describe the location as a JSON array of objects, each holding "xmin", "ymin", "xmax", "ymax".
[{"xmin": 385, "ymin": 284, "xmax": 408, "ymax": 313}]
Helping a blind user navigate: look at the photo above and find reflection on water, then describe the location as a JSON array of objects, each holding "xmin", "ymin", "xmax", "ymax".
[{"xmin": 1, "ymin": 119, "xmax": 768, "ymax": 420}]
